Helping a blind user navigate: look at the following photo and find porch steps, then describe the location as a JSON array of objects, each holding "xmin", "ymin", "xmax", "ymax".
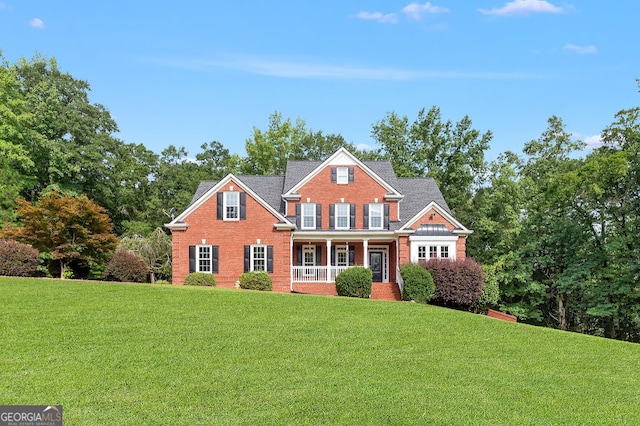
[{"xmin": 371, "ymin": 282, "xmax": 402, "ymax": 301}]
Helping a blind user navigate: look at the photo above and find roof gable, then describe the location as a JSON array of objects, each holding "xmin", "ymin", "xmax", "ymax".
[
  {"xmin": 283, "ymin": 148, "xmax": 402, "ymax": 197},
  {"xmin": 168, "ymin": 174, "xmax": 290, "ymax": 227}
]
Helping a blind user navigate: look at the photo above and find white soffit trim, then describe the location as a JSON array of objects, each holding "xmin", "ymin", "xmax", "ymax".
[
  {"xmin": 284, "ymin": 147, "xmax": 402, "ymax": 197},
  {"xmin": 400, "ymin": 201, "xmax": 472, "ymax": 234},
  {"xmin": 167, "ymin": 173, "xmax": 292, "ymax": 226}
]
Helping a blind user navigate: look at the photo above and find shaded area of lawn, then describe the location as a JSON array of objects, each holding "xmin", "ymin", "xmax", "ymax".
[{"xmin": 1, "ymin": 277, "xmax": 639, "ymax": 425}]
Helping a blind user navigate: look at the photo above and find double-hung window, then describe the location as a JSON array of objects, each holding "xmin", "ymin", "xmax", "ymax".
[
  {"xmin": 251, "ymin": 245, "xmax": 266, "ymax": 271},
  {"xmin": 197, "ymin": 245, "xmax": 212, "ymax": 272},
  {"xmin": 224, "ymin": 191, "xmax": 239, "ymax": 220},
  {"xmin": 417, "ymin": 246, "xmax": 427, "ymax": 261},
  {"xmin": 336, "ymin": 167, "xmax": 349, "ymax": 184},
  {"xmin": 335, "ymin": 246, "xmax": 348, "ymax": 267},
  {"xmin": 335, "ymin": 203, "xmax": 349, "ymax": 229},
  {"xmin": 369, "ymin": 203, "xmax": 383, "ymax": 230},
  {"xmin": 302, "ymin": 203, "xmax": 316, "ymax": 229}
]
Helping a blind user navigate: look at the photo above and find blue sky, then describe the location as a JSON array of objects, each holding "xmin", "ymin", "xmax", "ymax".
[{"xmin": 1, "ymin": 1, "xmax": 638, "ymax": 160}]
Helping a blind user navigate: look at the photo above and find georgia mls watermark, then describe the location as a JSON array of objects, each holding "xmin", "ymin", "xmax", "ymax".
[{"xmin": 0, "ymin": 406, "xmax": 62, "ymax": 426}]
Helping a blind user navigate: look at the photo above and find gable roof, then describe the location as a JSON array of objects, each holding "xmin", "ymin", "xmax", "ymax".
[
  {"xmin": 283, "ymin": 148, "xmax": 402, "ymax": 197},
  {"xmin": 172, "ymin": 148, "xmax": 469, "ymax": 234}
]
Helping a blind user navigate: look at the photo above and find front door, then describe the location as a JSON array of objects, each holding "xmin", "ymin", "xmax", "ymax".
[{"xmin": 369, "ymin": 252, "xmax": 383, "ymax": 282}]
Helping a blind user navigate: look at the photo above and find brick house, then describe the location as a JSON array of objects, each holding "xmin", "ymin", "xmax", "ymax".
[{"xmin": 166, "ymin": 148, "xmax": 472, "ymax": 300}]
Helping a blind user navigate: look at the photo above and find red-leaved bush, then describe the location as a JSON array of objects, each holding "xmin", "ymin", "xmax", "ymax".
[
  {"xmin": 0, "ymin": 239, "xmax": 39, "ymax": 277},
  {"xmin": 421, "ymin": 258, "xmax": 484, "ymax": 309},
  {"xmin": 103, "ymin": 249, "xmax": 148, "ymax": 283}
]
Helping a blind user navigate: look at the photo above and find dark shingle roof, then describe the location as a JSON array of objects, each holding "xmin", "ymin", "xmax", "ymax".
[{"xmin": 189, "ymin": 156, "xmax": 454, "ymax": 229}]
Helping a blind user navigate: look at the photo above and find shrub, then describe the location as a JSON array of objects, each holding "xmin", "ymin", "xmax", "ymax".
[
  {"xmin": 0, "ymin": 239, "xmax": 39, "ymax": 277},
  {"xmin": 103, "ymin": 249, "xmax": 148, "ymax": 283},
  {"xmin": 238, "ymin": 271, "xmax": 272, "ymax": 291},
  {"xmin": 400, "ymin": 263, "xmax": 435, "ymax": 303},
  {"xmin": 422, "ymin": 258, "xmax": 485, "ymax": 309},
  {"xmin": 472, "ymin": 264, "xmax": 501, "ymax": 313},
  {"xmin": 184, "ymin": 272, "xmax": 216, "ymax": 287},
  {"xmin": 335, "ymin": 266, "xmax": 372, "ymax": 298},
  {"xmin": 155, "ymin": 279, "xmax": 171, "ymax": 285}
]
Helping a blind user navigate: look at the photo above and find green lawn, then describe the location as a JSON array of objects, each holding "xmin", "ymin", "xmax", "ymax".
[{"xmin": 1, "ymin": 278, "xmax": 638, "ymax": 425}]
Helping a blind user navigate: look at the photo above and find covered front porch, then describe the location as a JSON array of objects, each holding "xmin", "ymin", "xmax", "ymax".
[{"xmin": 289, "ymin": 235, "xmax": 401, "ymax": 300}]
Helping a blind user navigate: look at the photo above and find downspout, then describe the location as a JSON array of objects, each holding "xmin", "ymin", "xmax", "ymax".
[{"xmin": 289, "ymin": 232, "xmax": 294, "ymax": 292}]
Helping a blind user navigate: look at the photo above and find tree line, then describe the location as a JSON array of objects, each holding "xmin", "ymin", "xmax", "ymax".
[{"xmin": 1, "ymin": 53, "xmax": 638, "ymax": 342}]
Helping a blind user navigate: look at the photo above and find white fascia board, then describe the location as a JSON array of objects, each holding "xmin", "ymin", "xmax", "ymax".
[
  {"xmin": 400, "ymin": 201, "xmax": 471, "ymax": 233},
  {"xmin": 284, "ymin": 147, "xmax": 402, "ymax": 197},
  {"xmin": 166, "ymin": 173, "xmax": 292, "ymax": 227}
]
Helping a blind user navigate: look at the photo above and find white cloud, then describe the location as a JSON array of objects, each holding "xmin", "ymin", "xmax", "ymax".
[
  {"xmin": 354, "ymin": 11, "xmax": 398, "ymax": 24},
  {"xmin": 29, "ymin": 18, "xmax": 45, "ymax": 29},
  {"xmin": 357, "ymin": 143, "xmax": 374, "ymax": 151},
  {"xmin": 478, "ymin": 0, "xmax": 566, "ymax": 16},
  {"xmin": 402, "ymin": 2, "xmax": 449, "ymax": 20},
  {"xmin": 563, "ymin": 44, "xmax": 597, "ymax": 54},
  {"xmin": 584, "ymin": 134, "xmax": 603, "ymax": 148},
  {"xmin": 151, "ymin": 55, "xmax": 541, "ymax": 81}
]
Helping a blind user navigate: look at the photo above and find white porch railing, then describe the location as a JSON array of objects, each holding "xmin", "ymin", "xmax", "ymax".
[{"xmin": 292, "ymin": 266, "xmax": 353, "ymax": 282}]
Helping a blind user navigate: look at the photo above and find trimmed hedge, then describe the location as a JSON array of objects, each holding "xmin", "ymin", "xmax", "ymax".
[
  {"xmin": 422, "ymin": 258, "xmax": 485, "ymax": 309},
  {"xmin": 400, "ymin": 263, "xmax": 435, "ymax": 303},
  {"xmin": 104, "ymin": 249, "xmax": 148, "ymax": 283},
  {"xmin": 335, "ymin": 266, "xmax": 372, "ymax": 298},
  {"xmin": 472, "ymin": 264, "xmax": 501, "ymax": 313},
  {"xmin": 0, "ymin": 239, "xmax": 39, "ymax": 277},
  {"xmin": 238, "ymin": 271, "xmax": 272, "ymax": 291},
  {"xmin": 184, "ymin": 272, "xmax": 216, "ymax": 287}
]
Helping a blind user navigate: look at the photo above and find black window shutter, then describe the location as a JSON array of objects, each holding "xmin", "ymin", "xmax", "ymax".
[
  {"xmin": 295, "ymin": 204, "xmax": 301, "ymax": 229},
  {"xmin": 240, "ymin": 192, "xmax": 246, "ymax": 220},
  {"xmin": 267, "ymin": 246, "xmax": 274, "ymax": 273},
  {"xmin": 296, "ymin": 245, "xmax": 302, "ymax": 266},
  {"xmin": 384, "ymin": 204, "xmax": 390, "ymax": 229},
  {"xmin": 329, "ymin": 204, "xmax": 335, "ymax": 229},
  {"xmin": 350, "ymin": 204, "xmax": 356, "ymax": 229},
  {"xmin": 363, "ymin": 204, "xmax": 369, "ymax": 230},
  {"xmin": 244, "ymin": 245, "xmax": 250, "ymax": 272},
  {"xmin": 316, "ymin": 204, "xmax": 322, "ymax": 230},
  {"xmin": 331, "ymin": 167, "xmax": 337, "ymax": 182},
  {"xmin": 315, "ymin": 245, "xmax": 322, "ymax": 266},
  {"xmin": 331, "ymin": 246, "xmax": 335, "ymax": 266},
  {"xmin": 216, "ymin": 192, "xmax": 223, "ymax": 220},
  {"xmin": 349, "ymin": 246, "xmax": 355, "ymax": 265},
  {"xmin": 189, "ymin": 245, "xmax": 196, "ymax": 272},
  {"xmin": 212, "ymin": 246, "xmax": 219, "ymax": 273},
  {"xmin": 348, "ymin": 167, "xmax": 354, "ymax": 182}
]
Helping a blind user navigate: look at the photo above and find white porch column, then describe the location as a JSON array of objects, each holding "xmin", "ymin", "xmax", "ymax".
[
  {"xmin": 363, "ymin": 239, "xmax": 369, "ymax": 268},
  {"xmin": 326, "ymin": 239, "xmax": 332, "ymax": 282}
]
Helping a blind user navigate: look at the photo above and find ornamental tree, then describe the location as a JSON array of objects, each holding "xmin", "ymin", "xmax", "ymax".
[{"xmin": 2, "ymin": 190, "xmax": 118, "ymax": 278}]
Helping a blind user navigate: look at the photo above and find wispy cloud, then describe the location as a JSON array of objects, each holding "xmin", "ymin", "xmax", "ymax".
[
  {"xmin": 478, "ymin": 0, "xmax": 566, "ymax": 16},
  {"xmin": 150, "ymin": 55, "xmax": 541, "ymax": 81},
  {"xmin": 29, "ymin": 17, "xmax": 45, "ymax": 29},
  {"xmin": 354, "ymin": 11, "xmax": 398, "ymax": 24},
  {"xmin": 563, "ymin": 43, "xmax": 597, "ymax": 54},
  {"xmin": 402, "ymin": 2, "xmax": 450, "ymax": 20}
]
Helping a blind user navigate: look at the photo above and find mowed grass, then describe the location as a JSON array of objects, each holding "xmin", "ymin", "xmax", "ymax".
[{"xmin": 1, "ymin": 278, "xmax": 639, "ymax": 425}]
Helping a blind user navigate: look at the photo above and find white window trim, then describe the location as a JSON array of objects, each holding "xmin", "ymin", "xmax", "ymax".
[
  {"xmin": 336, "ymin": 167, "xmax": 349, "ymax": 184},
  {"xmin": 335, "ymin": 203, "xmax": 350, "ymax": 230},
  {"xmin": 224, "ymin": 191, "xmax": 240, "ymax": 221},
  {"xmin": 410, "ymin": 237, "xmax": 457, "ymax": 262},
  {"xmin": 335, "ymin": 245, "xmax": 348, "ymax": 266},
  {"xmin": 196, "ymin": 244, "xmax": 213, "ymax": 273},
  {"xmin": 369, "ymin": 203, "xmax": 383, "ymax": 230},
  {"xmin": 301, "ymin": 203, "xmax": 316, "ymax": 230},
  {"xmin": 250, "ymin": 244, "xmax": 266, "ymax": 272}
]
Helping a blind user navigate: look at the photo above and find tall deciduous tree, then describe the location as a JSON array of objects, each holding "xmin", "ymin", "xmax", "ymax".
[
  {"xmin": 372, "ymin": 106, "xmax": 491, "ymax": 223},
  {"xmin": 2, "ymin": 190, "xmax": 118, "ymax": 278}
]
